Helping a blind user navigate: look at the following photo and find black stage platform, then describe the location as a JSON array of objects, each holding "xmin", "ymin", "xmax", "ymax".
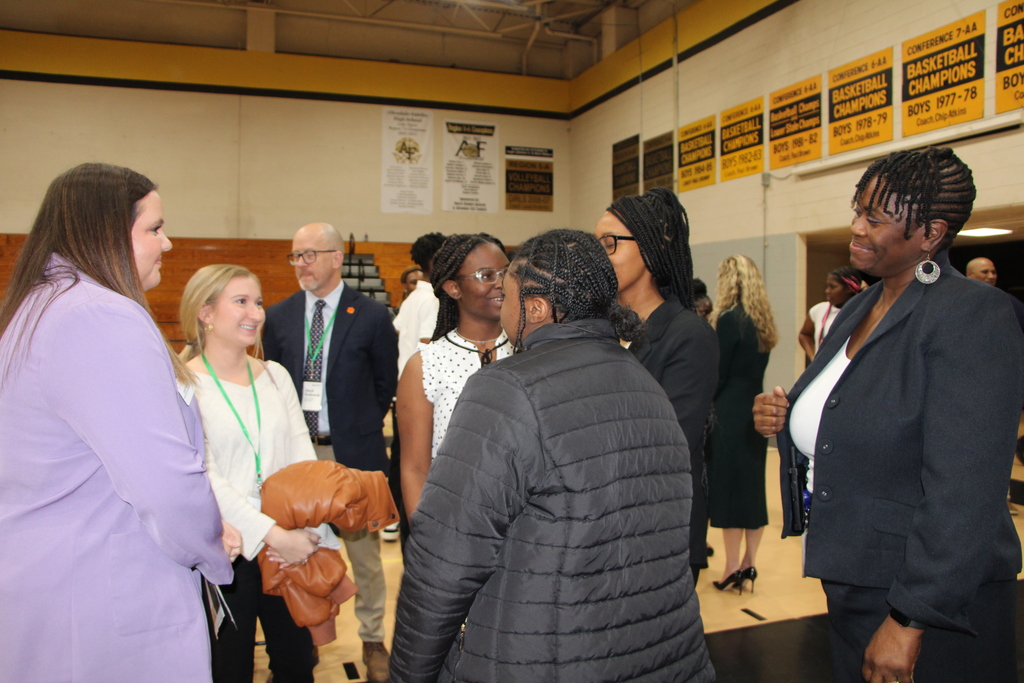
[{"xmin": 705, "ymin": 580, "xmax": 1024, "ymax": 682}]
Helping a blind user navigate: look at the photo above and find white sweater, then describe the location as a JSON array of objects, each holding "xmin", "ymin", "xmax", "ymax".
[{"xmin": 194, "ymin": 360, "xmax": 317, "ymax": 560}]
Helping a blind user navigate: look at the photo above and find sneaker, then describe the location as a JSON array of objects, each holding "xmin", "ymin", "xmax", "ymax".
[
  {"xmin": 381, "ymin": 521, "xmax": 400, "ymax": 543},
  {"xmin": 362, "ymin": 641, "xmax": 390, "ymax": 682}
]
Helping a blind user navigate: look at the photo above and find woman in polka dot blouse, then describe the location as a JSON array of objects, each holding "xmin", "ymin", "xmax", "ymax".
[{"xmin": 395, "ymin": 233, "xmax": 511, "ymax": 523}]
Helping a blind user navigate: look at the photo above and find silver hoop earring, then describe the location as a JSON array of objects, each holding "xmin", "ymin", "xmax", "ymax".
[{"xmin": 915, "ymin": 259, "xmax": 940, "ymax": 285}]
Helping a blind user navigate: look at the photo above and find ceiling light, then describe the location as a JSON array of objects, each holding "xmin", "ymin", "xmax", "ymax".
[{"xmin": 960, "ymin": 228, "xmax": 1013, "ymax": 237}]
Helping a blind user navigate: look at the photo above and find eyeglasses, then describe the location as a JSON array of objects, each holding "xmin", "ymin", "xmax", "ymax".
[
  {"xmin": 598, "ymin": 234, "xmax": 637, "ymax": 255},
  {"xmin": 286, "ymin": 250, "xmax": 338, "ymax": 265},
  {"xmin": 455, "ymin": 267, "xmax": 506, "ymax": 285}
]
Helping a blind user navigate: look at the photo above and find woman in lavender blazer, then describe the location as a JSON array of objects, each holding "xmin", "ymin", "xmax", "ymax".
[{"xmin": 0, "ymin": 164, "xmax": 235, "ymax": 682}]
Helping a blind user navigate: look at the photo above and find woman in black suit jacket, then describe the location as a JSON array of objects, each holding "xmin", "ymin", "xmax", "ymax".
[
  {"xmin": 595, "ymin": 187, "xmax": 719, "ymax": 582},
  {"xmin": 755, "ymin": 148, "xmax": 1024, "ymax": 683}
]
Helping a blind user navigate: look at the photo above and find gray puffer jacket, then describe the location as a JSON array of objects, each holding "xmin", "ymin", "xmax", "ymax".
[{"xmin": 390, "ymin": 319, "xmax": 714, "ymax": 683}]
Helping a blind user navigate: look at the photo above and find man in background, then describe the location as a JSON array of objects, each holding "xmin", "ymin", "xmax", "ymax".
[
  {"xmin": 262, "ymin": 222, "xmax": 398, "ymax": 683},
  {"xmin": 966, "ymin": 256, "xmax": 1024, "ymax": 332}
]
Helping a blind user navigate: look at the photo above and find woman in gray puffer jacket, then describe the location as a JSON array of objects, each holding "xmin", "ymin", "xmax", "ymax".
[{"xmin": 390, "ymin": 229, "xmax": 715, "ymax": 683}]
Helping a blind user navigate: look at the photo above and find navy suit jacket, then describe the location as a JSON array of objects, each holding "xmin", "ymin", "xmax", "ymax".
[
  {"xmin": 263, "ymin": 285, "xmax": 398, "ymax": 473},
  {"xmin": 777, "ymin": 250, "xmax": 1023, "ymax": 633}
]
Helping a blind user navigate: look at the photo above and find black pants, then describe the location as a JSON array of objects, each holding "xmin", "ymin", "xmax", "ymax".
[
  {"xmin": 822, "ymin": 579, "xmax": 1017, "ymax": 683},
  {"xmin": 389, "ymin": 401, "xmax": 411, "ymax": 551},
  {"xmin": 213, "ymin": 556, "xmax": 315, "ymax": 683}
]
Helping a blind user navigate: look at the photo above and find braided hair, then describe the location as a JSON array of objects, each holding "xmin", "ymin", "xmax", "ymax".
[
  {"xmin": 830, "ymin": 266, "xmax": 864, "ymax": 296},
  {"xmin": 410, "ymin": 232, "xmax": 447, "ymax": 272},
  {"xmin": 430, "ymin": 233, "xmax": 506, "ymax": 341},
  {"xmin": 509, "ymin": 229, "xmax": 643, "ymax": 349},
  {"xmin": 607, "ymin": 187, "xmax": 697, "ymax": 309},
  {"xmin": 853, "ymin": 147, "xmax": 975, "ymax": 251}
]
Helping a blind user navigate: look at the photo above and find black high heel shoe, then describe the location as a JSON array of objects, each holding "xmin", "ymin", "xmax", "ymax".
[
  {"xmin": 713, "ymin": 569, "xmax": 744, "ymax": 592},
  {"xmin": 741, "ymin": 566, "xmax": 758, "ymax": 593}
]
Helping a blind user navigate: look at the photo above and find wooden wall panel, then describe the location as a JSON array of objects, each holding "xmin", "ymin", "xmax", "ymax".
[{"xmin": 0, "ymin": 235, "xmax": 414, "ymax": 344}]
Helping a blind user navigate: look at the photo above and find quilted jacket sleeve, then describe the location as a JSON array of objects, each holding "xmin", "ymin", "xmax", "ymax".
[{"xmin": 389, "ymin": 368, "xmax": 543, "ymax": 683}]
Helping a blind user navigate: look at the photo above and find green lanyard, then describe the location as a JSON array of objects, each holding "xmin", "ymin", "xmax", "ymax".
[
  {"xmin": 202, "ymin": 355, "xmax": 263, "ymax": 489},
  {"xmin": 304, "ymin": 303, "xmax": 340, "ymax": 365}
]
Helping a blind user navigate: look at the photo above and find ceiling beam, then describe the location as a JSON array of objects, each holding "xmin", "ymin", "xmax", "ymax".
[{"xmin": 141, "ymin": 0, "xmax": 517, "ymax": 41}]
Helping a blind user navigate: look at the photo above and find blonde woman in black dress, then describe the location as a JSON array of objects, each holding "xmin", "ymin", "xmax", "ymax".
[{"xmin": 707, "ymin": 254, "xmax": 777, "ymax": 592}]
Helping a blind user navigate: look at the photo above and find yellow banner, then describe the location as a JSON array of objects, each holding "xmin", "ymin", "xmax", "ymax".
[
  {"xmin": 828, "ymin": 48, "xmax": 894, "ymax": 155},
  {"xmin": 678, "ymin": 116, "xmax": 716, "ymax": 192},
  {"xmin": 769, "ymin": 75, "xmax": 822, "ymax": 169},
  {"xmin": 998, "ymin": 0, "xmax": 1024, "ymax": 113},
  {"xmin": 902, "ymin": 11, "xmax": 985, "ymax": 136},
  {"xmin": 720, "ymin": 97, "xmax": 764, "ymax": 182}
]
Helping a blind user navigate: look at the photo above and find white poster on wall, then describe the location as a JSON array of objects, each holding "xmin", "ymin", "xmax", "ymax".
[
  {"xmin": 381, "ymin": 108, "xmax": 433, "ymax": 214},
  {"xmin": 442, "ymin": 120, "xmax": 499, "ymax": 212}
]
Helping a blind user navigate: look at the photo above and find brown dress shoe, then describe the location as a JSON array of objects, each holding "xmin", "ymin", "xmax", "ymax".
[{"xmin": 362, "ymin": 641, "xmax": 390, "ymax": 682}]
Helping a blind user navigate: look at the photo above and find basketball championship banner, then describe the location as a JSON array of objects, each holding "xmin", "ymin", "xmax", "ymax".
[
  {"xmin": 720, "ymin": 97, "xmax": 764, "ymax": 182},
  {"xmin": 769, "ymin": 75, "xmax": 822, "ymax": 169},
  {"xmin": 612, "ymin": 135, "xmax": 640, "ymax": 200},
  {"xmin": 997, "ymin": 0, "xmax": 1024, "ymax": 113},
  {"xmin": 643, "ymin": 132, "xmax": 675, "ymax": 191},
  {"xmin": 828, "ymin": 48, "xmax": 894, "ymax": 155},
  {"xmin": 678, "ymin": 116, "xmax": 716, "ymax": 193},
  {"xmin": 902, "ymin": 11, "xmax": 985, "ymax": 137}
]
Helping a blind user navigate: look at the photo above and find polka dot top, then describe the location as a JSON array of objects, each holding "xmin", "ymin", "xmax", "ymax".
[{"xmin": 419, "ymin": 331, "xmax": 512, "ymax": 459}]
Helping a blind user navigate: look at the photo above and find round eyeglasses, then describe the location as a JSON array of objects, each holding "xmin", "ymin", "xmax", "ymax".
[
  {"xmin": 286, "ymin": 249, "xmax": 338, "ymax": 265},
  {"xmin": 455, "ymin": 267, "xmax": 506, "ymax": 285},
  {"xmin": 598, "ymin": 234, "xmax": 637, "ymax": 255}
]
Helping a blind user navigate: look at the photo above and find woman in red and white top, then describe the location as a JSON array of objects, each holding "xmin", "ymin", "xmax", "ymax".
[{"xmin": 798, "ymin": 266, "xmax": 863, "ymax": 361}]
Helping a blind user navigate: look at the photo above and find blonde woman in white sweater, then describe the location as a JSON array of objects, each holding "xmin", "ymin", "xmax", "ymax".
[{"xmin": 180, "ymin": 264, "xmax": 334, "ymax": 683}]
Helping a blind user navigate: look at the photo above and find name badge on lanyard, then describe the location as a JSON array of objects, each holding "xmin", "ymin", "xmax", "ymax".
[
  {"xmin": 302, "ymin": 381, "xmax": 324, "ymax": 411},
  {"xmin": 303, "ymin": 303, "xmax": 339, "ymax": 414}
]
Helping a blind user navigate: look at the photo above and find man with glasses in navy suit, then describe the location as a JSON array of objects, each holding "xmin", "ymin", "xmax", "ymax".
[{"xmin": 263, "ymin": 222, "xmax": 398, "ymax": 683}]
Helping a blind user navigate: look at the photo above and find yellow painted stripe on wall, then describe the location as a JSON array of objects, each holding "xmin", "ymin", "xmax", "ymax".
[
  {"xmin": 568, "ymin": 0, "xmax": 781, "ymax": 111},
  {"xmin": 568, "ymin": 20, "xmax": 676, "ymax": 112},
  {"xmin": 0, "ymin": 29, "xmax": 571, "ymax": 113}
]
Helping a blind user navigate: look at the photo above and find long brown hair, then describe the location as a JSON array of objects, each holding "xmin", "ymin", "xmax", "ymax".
[{"xmin": 0, "ymin": 163, "xmax": 191, "ymax": 383}]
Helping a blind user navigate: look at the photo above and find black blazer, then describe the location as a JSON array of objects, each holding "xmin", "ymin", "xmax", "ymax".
[
  {"xmin": 263, "ymin": 285, "xmax": 398, "ymax": 473},
  {"xmin": 630, "ymin": 296, "xmax": 718, "ymax": 567},
  {"xmin": 777, "ymin": 251, "xmax": 1024, "ymax": 633}
]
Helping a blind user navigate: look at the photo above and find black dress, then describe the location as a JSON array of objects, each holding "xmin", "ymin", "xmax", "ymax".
[
  {"xmin": 629, "ymin": 295, "xmax": 718, "ymax": 568},
  {"xmin": 707, "ymin": 304, "xmax": 770, "ymax": 529}
]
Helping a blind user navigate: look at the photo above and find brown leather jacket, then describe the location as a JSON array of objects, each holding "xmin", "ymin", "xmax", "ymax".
[{"xmin": 257, "ymin": 460, "xmax": 398, "ymax": 645}]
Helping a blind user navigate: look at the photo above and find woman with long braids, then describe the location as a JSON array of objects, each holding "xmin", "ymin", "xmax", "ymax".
[
  {"xmin": 395, "ymin": 233, "xmax": 510, "ymax": 522},
  {"xmin": 754, "ymin": 148, "xmax": 1023, "ymax": 683},
  {"xmin": 707, "ymin": 254, "xmax": 777, "ymax": 593},
  {"xmin": 596, "ymin": 187, "xmax": 719, "ymax": 582},
  {"xmin": 798, "ymin": 266, "xmax": 864, "ymax": 361},
  {"xmin": 390, "ymin": 229, "xmax": 714, "ymax": 683}
]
